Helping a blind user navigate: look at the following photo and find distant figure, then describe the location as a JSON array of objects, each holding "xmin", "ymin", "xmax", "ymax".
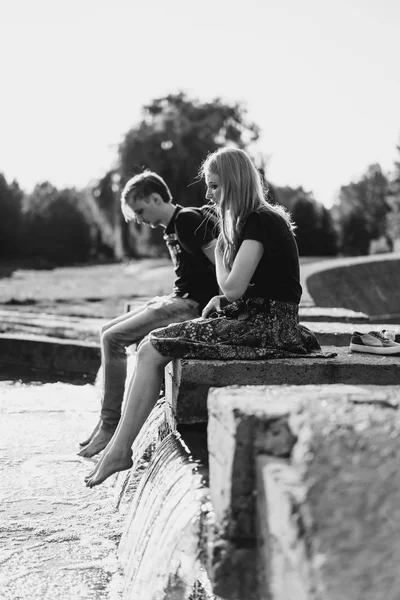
[
  {"xmin": 85, "ymin": 147, "xmax": 332, "ymax": 487},
  {"xmin": 78, "ymin": 170, "xmax": 218, "ymax": 458}
]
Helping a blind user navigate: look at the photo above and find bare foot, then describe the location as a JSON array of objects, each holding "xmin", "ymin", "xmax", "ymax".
[
  {"xmin": 84, "ymin": 467, "xmax": 97, "ymax": 482},
  {"xmin": 78, "ymin": 425, "xmax": 115, "ymax": 458},
  {"xmin": 85, "ymin": 449, "xmax": 133, "ymax": 488},
  {"xmin": 79, "ymin": 419, "xmax": 101, "ymax": 447}
]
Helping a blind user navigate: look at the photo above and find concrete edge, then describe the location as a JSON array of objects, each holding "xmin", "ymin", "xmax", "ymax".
[{"xmin": 0, "ymin": 333, "xmax": 101, "ymax": 382}]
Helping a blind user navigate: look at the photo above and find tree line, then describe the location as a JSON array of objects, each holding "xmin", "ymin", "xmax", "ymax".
[{"xmin": 1, "ymin": 92, "xmax": 399, "ymax": 266}]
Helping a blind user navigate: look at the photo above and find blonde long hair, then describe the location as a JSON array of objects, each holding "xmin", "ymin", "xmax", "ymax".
[{"xmin": 200, "ymin": 148, "xmax": 295, "ymax": 269}]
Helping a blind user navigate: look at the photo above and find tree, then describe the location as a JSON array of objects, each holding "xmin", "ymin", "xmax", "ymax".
[
  {"xmin": 112, "ymin": 92, "xmax": 261, "ymax": 256},
  {"xmin": 386, "ymin": 139, "xmax": 400, "ymax": 249},
  {"xmin": 92, "ymin": 171, "xmax": 124, "ymax": 259},
  {"xmin": 316, "ymin": 205, "xmax": 338, "ymax": 256},
  {"xmin": 22, "ymin": 183, "xmax": 98, "ymax": 265},
  {"xmin": 273, "ymin": 185, "xmax": 337, "ymax": 256},
  {"xmin": 118, "ymin": 92, "xmax": 260, "ymax": 203},
  {"xmin": 335, "ymin": 164, "xmax": 390, "ymax": 255},
  {"xmin": 341, "ymin": 210, "xmax": 370, "ymax": 256},
  {"xmin": 0, "ymin": 174, "xmax": 23, "ymax": 258},
  {"xmin": 273, "ymin": 185, "xmax": 308, "ymax": 213},
  {"xmin": 291, "ymin": 195, "xmax": 337, "ymax": 256}
]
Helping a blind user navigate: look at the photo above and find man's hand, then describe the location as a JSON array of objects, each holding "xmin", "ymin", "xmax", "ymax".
[{"xmin": 202, "ymin": 295, "xmax": 225, "ymax": 318}]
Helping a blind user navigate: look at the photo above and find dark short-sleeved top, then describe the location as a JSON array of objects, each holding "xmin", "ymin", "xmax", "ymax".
[
  {"xmin": 241, "ymin": 210, "xmax": 302, "ymax": 304},
  {"xmin": 163, "ymin": 204, "xmax": 219, "ymax": 309}
]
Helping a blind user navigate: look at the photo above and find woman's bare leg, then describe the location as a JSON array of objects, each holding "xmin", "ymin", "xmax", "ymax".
[
  {"xmin": 85, "ymin": 340, "xmax": 172, "ymax": 487},
  {"xmin": 83, "ymin": 370, "xmax": 140, "ymax": 481}
]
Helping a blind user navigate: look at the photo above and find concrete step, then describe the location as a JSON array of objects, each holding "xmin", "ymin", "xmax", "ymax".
[
  {"xmin": 303, "ymin": 321, "xmax": 400, "ymax": 347},
  {"xmin": 298, "ymin": 306, "xmax": 369, "ymax": 322},
  {"xmin": 165, "ymin": 346, "xmax": 400, "ymax": 424},
  {"xmin": 0, "ymin": 333, "xmax": 101, "ymax": 382},
  {"xmin": 0, "ymin": 309, "xmax": 104, "ymax": 343}
]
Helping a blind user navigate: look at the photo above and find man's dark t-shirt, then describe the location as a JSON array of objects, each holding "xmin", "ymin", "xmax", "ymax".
[
  {"xmin": 163, "ymin": 204, "xmax": 219, "ymax": 309},
  {"xmin": 241, "ymin": 210, "xmax": 302, "ymax": 304}
]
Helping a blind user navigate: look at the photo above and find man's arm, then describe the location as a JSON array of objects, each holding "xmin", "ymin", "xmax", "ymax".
[
  {"xmin": 174, "ymin": 208, "xmax": 218, "ymax": 259},
  {"xmin": 201, "ymin": 239, "xmax": 217, "ymax": 264}
]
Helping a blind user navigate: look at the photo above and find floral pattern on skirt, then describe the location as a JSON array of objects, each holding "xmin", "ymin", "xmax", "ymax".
[{"xmin": 149, "ymin": 297, "xmax": 336, "ymax": 360}]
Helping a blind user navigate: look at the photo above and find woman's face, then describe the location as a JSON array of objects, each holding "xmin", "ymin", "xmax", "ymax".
[{"xmin": 205, "ymin": 173, "xmax": 222, "ymax": 204}]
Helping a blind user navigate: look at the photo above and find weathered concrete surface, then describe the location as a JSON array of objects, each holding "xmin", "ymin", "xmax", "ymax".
[
  {"xmin": 0, "ymin": 333, "xmax": 101, "ymax": 381},
  {"xmin": 302, "ymin": 321, "xmax": 400, "ymax": 347},
  {"xmin": 0, "ymin": 309, "xmax": 104, "ymax": 342},
  {"xmin": 305, "ymin": 253, "xmax": 400, "ymax": 319},
  {"xmin": 298, "ymin": 306, "xmax": 369, "ymax": 323},
  {"xmin": 165, "ymin": 347, "xmax": 400, "ymax": 424},
  {"xmin": 207, "ymin": 384, "xmax": 400, "ymax": 600}
]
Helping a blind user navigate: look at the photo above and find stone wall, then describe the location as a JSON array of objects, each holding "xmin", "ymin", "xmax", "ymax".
[
  {"xmin": 207, "ymin": 384, "xmax": 400, "ymax": 600},
  {"xmin": 165, "ymin": 348, "xmax": 400, "ymax": 425}
]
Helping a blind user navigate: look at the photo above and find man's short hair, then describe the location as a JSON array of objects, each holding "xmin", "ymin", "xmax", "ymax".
[{"xmin": 120, "ymin": 170, "xmax": 172, "ymax": 220}]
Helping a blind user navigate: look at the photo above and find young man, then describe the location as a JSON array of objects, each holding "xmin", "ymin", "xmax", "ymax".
[{"xmin": 78, "ymin": 170, "xmax": 218, "ymax": 458}]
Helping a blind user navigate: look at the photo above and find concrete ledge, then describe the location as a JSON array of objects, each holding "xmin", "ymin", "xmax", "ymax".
[
  {"xmin": 298, "ymin": 306, "xmax": 369, "ymax": 323},
  {"xmin": 0, "ymin": 309, "xmax": 104, "ymax": 342},
  {"xmin": 207, "ymin": 384, "xmax": 400, "ymax": 600},
  {"xmin": 165, "ymin": 346, "xmax": 400, "ymax": 424},
  {"xmin": 302, "ymin": 322, "xmax": 400, "ymax": 347},
  {"xmin": 0, "ymin": 333, "xmax": 101, "ymax": 381}
]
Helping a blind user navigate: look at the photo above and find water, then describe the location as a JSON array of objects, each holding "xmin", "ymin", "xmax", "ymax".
[
  {"xmin": 111, "ymin": 395, "xmax": 176, "ymax": 510},
  {"xmin": 0, "ymin": 378, "xmax": 219, "ymax": 600},
  {"xmin": 113, "ymin": 386, "xmax": 217, "ymax": 600},
  {"xmin": 118, "ymin": 432, "xmax": 212, "ymax": 600},
  {"xmin": 0, "ymin": 379, "xmax": 125, "ymax": 600}
]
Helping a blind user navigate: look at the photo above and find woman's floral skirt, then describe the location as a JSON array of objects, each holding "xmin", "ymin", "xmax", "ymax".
[{"xmin": 149, "ymin": 297, "xmax": 336, "ymax": 360}]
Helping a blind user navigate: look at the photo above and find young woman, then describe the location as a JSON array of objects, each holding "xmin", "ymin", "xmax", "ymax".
[{"xmin": 85, "ymin": 148, "xmax": 329, "ymax": 488}]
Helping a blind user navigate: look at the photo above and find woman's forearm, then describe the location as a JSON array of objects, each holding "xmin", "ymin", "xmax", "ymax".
[
  {"xmin": 215, "ymin": 246, "xmax": 230, "ymax": 288},
  {"xmin": 217, "ymin": 239, "xmax": 264, "ymax": 302}
]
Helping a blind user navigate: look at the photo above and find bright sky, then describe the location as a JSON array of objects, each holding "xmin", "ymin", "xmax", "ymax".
[{"xmin": 1, "ymin": 0, "xmax": 399, "ymax": 207}]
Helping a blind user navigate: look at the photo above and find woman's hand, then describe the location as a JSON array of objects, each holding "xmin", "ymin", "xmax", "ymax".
[{"xmin": 202, "ymin": 295, "xmax": 225, "ymax": 318}]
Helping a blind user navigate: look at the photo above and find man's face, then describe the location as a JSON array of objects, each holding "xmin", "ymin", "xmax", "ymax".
[{"xmin": 130, "ymin": 195, "xmax": 163, "ymax": 228}]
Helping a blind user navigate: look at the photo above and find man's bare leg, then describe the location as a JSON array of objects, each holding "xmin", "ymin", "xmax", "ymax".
[
  {"xmin": 79, "ymin": 419, "xmax": 102, "ymax": 447},
  {"xmin": 79, "ymin": 345, "xmax": 140, "ymax": 458},
  {"xmin": 85, "ymin": 341, "xmax": 171, "ymax": 487},
  {"xmin": 78, "ymin": 303, "xmax": 145, "ymax": 450},
  {"xmin": 78, "ymin": 422, "xmax": 116, "ymax": 458}
]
